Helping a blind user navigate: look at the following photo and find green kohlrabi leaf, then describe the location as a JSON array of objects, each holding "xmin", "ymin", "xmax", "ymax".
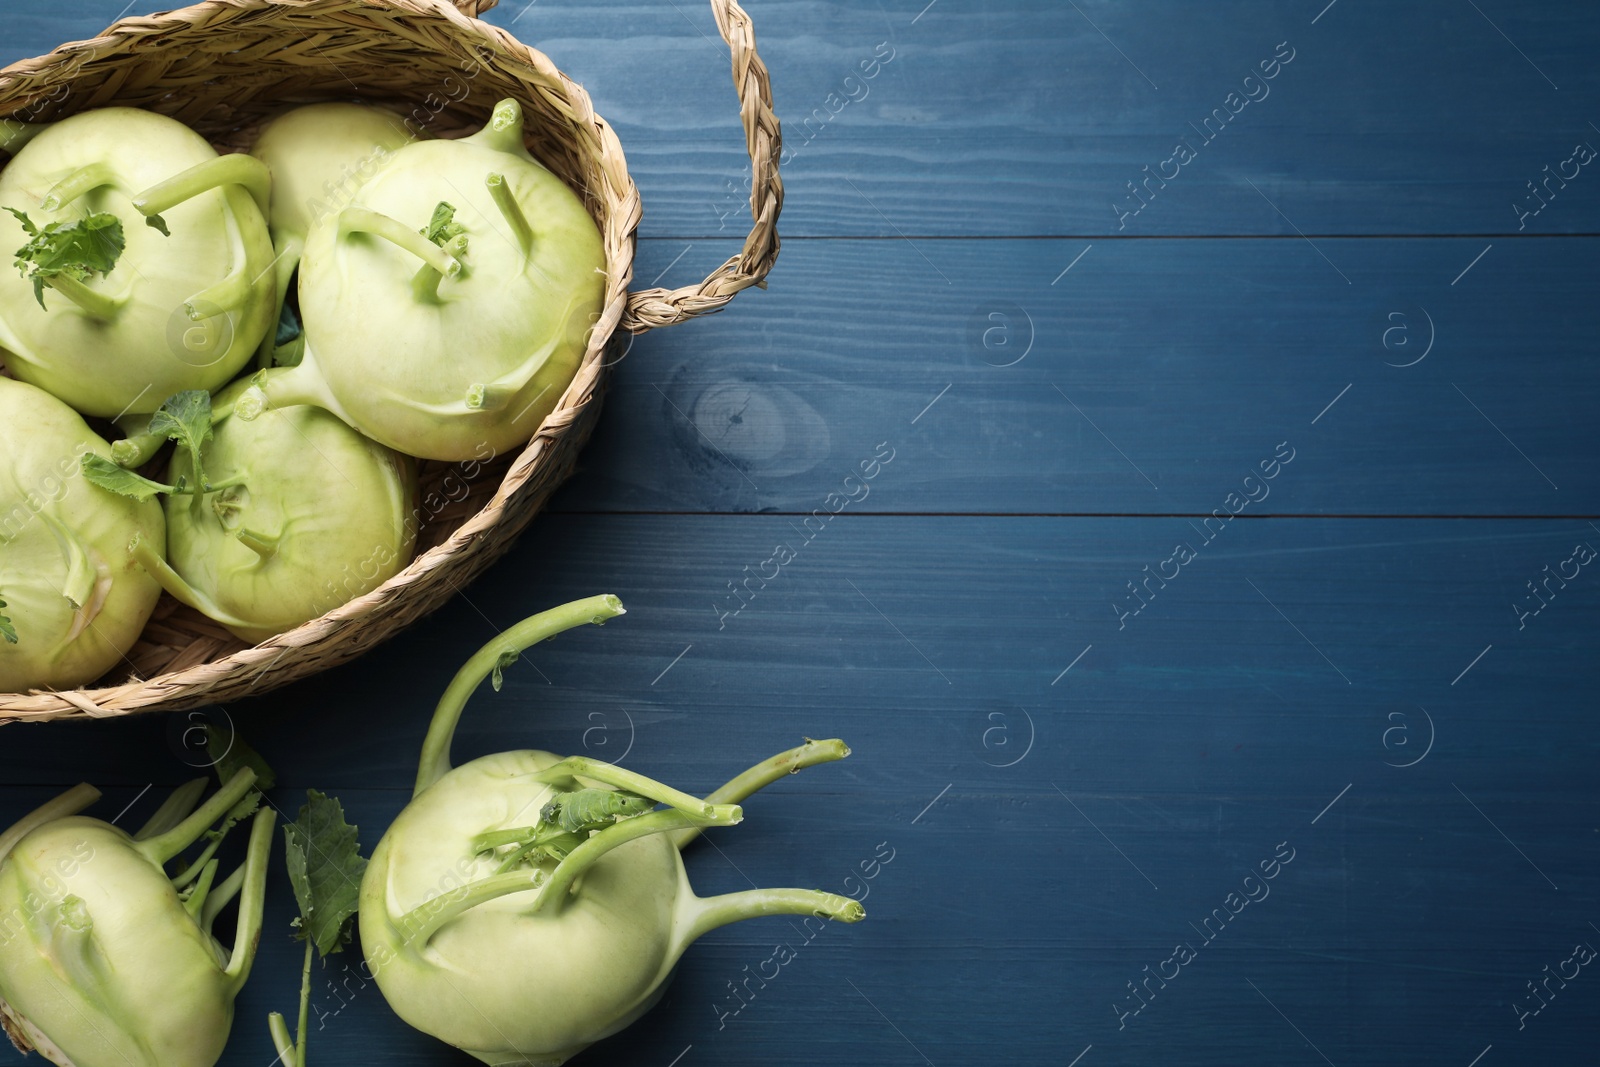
[
  {"xmin": 420, "ymin": 202, "xmax": 467, "ymax": 248},
  {"xmin": 275, "ymin": 300, "xmax": 301, "ymax": 347},
  {"xmin": 204, "ymin": 723, "xmax": 277, "ymax": 835},
  {"xmin": 7, "ymin": 207, "xmax": 125, "ymax": 310},
  {"xmin": 284, "ymin": 790, "xmax": 368, "ymax": 957},
  {"xmin": 0, "ymin": 597, "xmax": 16, "ymax": 644},
  {"xmin": 81, "ymin": 453, "xmax": 179, "ymax": 501},
  {"xmin": 148, "ymin": 390, "xmax": 213, "ymax": 464},
  {"xmin": 489, "ymin": 648, "xmax": 518, "ymax": 693}
]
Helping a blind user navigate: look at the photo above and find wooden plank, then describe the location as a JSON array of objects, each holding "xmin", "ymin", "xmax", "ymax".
[
  {"xmin": 5, "ymin": 2, "xmax": 1600, "ymax": 236},
  {"xmin": 2, "ymin": 509, "xmax": 1597, "ymax": 1063},
  {"xmin": 550, "ymin": 235, "xmax": 1600, "ymax": 515},
  {"xmin": 4, "ymin": 513, "xmax": 1595, "ymax": 790}
]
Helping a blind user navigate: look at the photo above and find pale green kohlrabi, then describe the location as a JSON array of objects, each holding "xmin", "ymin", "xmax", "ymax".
[
  {"xmin": 360, "ymin": 595, "xmax": 863, "ymax": 1066},
  {"xmin": 0, "ymin": 770, "xmax": 275, "ymax": 1067},
  {"xmin": 101, "ymin": 372, "xmax": 418, "ymax": 643},
  {"xmin": 0, "ymin": 376, "xmax": 163, "ymax": 692},
  {"xmin": 239, "ymin": 98, "xmax": 607, "ymax": 461},
  {"xmin": 248, "ymin": 102, "xmax": 420, "ymax": 368},
  {"xmin": 0, "ymin": 107, "xmax": 275, "ymax": 417}
]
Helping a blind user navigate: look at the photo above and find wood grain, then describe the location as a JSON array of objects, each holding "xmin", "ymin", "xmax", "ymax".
[{"xmin": 554, "ymin": 235, "xmax": 1600, "ymax": 516}]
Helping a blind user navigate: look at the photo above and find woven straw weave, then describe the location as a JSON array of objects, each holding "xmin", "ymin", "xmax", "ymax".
[{"xmin": 0, "ymin": 0, "xmax": 782, "ymax": 722}]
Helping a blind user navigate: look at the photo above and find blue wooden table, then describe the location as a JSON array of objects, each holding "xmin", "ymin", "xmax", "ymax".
[{"xmin": 4, "ymin": 2, "xmax": 1600, "ymax": 1065}]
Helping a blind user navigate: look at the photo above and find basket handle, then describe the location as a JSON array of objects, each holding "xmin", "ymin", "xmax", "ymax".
[
  {"xmin": 617, "ymin": 0, "xmax": 783, "ymax": 333},
  {"xmin": 459, "ymin": 0, "xmax": 781, "ymax": 333}
]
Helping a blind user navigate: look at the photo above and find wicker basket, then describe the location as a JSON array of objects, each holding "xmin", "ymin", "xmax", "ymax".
[{"xmin": 0, "ymin": 0, "xmax": 782, "ymax": 722}]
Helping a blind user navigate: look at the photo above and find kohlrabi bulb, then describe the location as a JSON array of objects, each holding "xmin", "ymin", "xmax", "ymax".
[
  {"xmin": 360, "ymin": 596, "xmax": 863, "ymax": 1065},
  {"xmin": 0, "ymin": 107, "xmax": 275, "ymax": 416},
  {"xmin": 131, "ymin": 371, "xmax": 418, "ymax": 643},
  {"xmin": 0, "ymin": 772, "xmax": 274, "ymax": 1067},
  {"xmin": 249, "ymin": 103, "xmax": 420, "ymax": 366},
  {"xmin": 242, "ymin": 98, "xmax": 606, "ymax": 461},
  {"xmin": 0, "ymin": 376, "xmax": 163, "ymax": 692}
]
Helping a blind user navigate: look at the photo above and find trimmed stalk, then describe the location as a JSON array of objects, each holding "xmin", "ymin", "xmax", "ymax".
[
  {"xmin": 223, "ymin": 807, "xmax": 276, "ymax": 996},
  {"xmin": 39, "ymin": 163, "xmax": 114, "ymax": 211},
  {"xmin": 393, "ymin": 867, "xmax": 547, "ymax": 949},
  {"xmin": 529, "ymin": 807, "xmax": 737, "ymax": 915},
  {"xmin": 0, "ymin": 784, "xmax": 98, "ymax": 863},
  {"xmin": 130, "ymin": 534, "xmax": 261, "ymax": 634},
  {"xmin": 472, "ymin": 825, "xmax": 569, "ymax": 852},
  {"xmin": 268, "ymin": 1012, "xmax": 297, "ymax": 1067},
  {"xmin": 414, "ymin": 594, "xmax": 626, "ymax": 797},
  {"xmin": 672, "ymin": 738, "xmax": 851, "ymax": 849},
  {"xmin": 111, "ymin": 431, "xmax": 166, "ymax": 469},
  {"xmin": 133, "ymin": 778, "xmax": 207, "ymax": 841},
  {"xmin": 200, "ymin": 864, "xmax": 245, "ymax": 935},
  {"xmin": 235, "ymin": 528, "xmax": 280, "ymax": 561},
  {"xmin": 132, "ymin": 154, "xmax": 272, "ymax": 224},
  {"xmin": 169, "ymin": 831, "xmax": 226, "ymax": 888},
  {"xmin": 40, "ymin": 270, "xmax": 123, "ymax": 321},
  {"xmin": 181, "ymin": 858, "xmax": 219, "ymax": 918},
  {"xmin": 413, "ymin": 233, "xmax": 468, "ymax": 303},
  {"xmin": 529, "ymin": 757, "xmax": 737, "ymax": 824},
  {"xmin": 232, "ymin": 368, "xmax": 326, "ymax": 423},
  {"xmin": 341, "ymin": 206, "xmax": 461, "ymax": 279},
  {"xmin": 464, "ymin": 381, "xmax": 516, "ymax": 412},
  {"xmin": 267, "ymin": 940, "xmax": 314, "ymax": 1067},
  {"xmin": 679, "ymin": 888, "xmax": 865, "ymax": 948},
  {"xmin": 134, "ymin": 767, "xmax": 256, "ymax": 866},
  {"xmin": 479, "ymin": 99, "xmax": 527, "ymax": 156},
  {"xmin": 485, "ymin": 172, "xmax": 533, "ymax": 257},
  {"xmin": 181, "ymin": 263, "xmax": 252, "ymax": 324}
]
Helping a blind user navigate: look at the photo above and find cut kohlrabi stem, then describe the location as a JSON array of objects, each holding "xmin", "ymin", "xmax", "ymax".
[
  {"xmin": 485, "ymin": 172, "xmax": 533, "ymax": 256},
  {"xmin": 39, "ymin": 162, "xmax": 116, "ymax": 211},
  {"xmin": 136, "ymin": 767, "xmax": 258, "ymax": 866},
  {"xmin": 671, "ymin": 737, "xmax": 852, "ymax": 848},
  {"xmin": 181, "ymin": 859, "xmax": 219, "ymax": 918},
  {"xmin": 341, "ymin": 205, "xmax": 463, "ymax": 278},
  {"xmin": 223, "ymin": 804, "xmax": 276, "ymax": 996},
  {"xmin": 200, "ymin": 864, "xmax": 246, "ymax": 934},
  {"xmin": 37, "ymin": 269, "xmax": 124, "ymax": 320},
  {"xmin": 170, "ymin": 832, "xmax": 226, "ymax": 888},
  {"xmin": 132, "ymin": 153, "xmax": 273, "ymax": 230},
  {"xmin": 529, "ymin": 756, "xmax": 740, "ymax": 822},
  {"xmin": 133, "ymin": 778, "xmax": 208, "ymax": 841},
  {"xmin": 111, "ymin": 412, "xmax": 167, "ymax": 468},
  {"xmin": 415, "ymin": 593, "xmax": 625, "ymax": 795}
]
